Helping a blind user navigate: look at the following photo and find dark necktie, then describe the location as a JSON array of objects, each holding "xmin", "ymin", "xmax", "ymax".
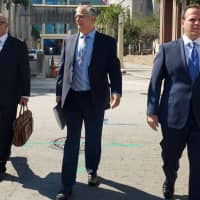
[{"xmin": 188, "ymin": 42, "xmax": 199, "ymax": 82}]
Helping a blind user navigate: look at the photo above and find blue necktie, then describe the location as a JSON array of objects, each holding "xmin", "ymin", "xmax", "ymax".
[
  {"xmin": 188, "ymin": 42, "xmax": 199, "ymax": 82},
  {"xmin": 78, "ymin": 35, "xmax": 88, "ymax": 65}
]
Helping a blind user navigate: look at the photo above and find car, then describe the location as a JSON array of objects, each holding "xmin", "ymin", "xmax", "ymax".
[{"xmin": 28, "ymin": 49, "xmax": 37, "ymax": 60}]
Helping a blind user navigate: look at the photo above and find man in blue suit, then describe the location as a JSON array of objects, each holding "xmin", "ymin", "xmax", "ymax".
[
  {"xmin": 56, "ymin": 5, "xmax": 122, "ymax": 200},
  {"xmin": 147, "ymin": 4, "xmax": 200, "ymax": 200}
]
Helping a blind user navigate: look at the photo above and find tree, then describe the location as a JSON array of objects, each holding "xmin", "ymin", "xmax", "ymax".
[
  {"xmin": 124, "ymin": 14, "xmax": 159, "ymax": 54},
  {"xmin": 191, "ymin": 0, "xmax": 200, "ymax": 3},
  {"xmin": 135, "ymin": 15, "xmax": 159, "ymax": 42},
  {"xmin": 96, "ymin": 4, "xmax": 160, "ymax": 55},
  {"xmin": 31, "ymin": 25, "xmax": 40, "ymax": 41},
  {"xmin": 12, "ymin": 0, "xmax": 29, "ymax": 8},
  {"xmin": 156, "ymin": 0, "xmax": 200, "ymax": 4},
  {"xmin": 124, "ymin": 15, "xmax": 141, "ymax": 54},
  {"xmin": 4, "ymin": 0, "xmax": 29, "ymax": 9},
  {"xmin": 96, "ymin": 4, "xmax": 124, "ymax": 38}
]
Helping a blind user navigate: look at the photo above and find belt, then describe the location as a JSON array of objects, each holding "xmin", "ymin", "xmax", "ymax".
[{"xmin": 70, "ymin": 89, "xmax": 91, "ymax": 95}]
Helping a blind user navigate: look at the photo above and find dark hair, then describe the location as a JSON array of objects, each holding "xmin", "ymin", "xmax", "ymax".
[{"xmin": 182, "ymin": 4, "xmax": 200, "ymax": 19}]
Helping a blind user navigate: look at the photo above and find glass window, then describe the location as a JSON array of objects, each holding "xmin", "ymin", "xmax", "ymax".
[
  {"xmin": 45, "ymin": 24, "xmax": 66, "ymax": 34},
  {"xmin": 33, "ymin": 24, "xmax": 42, "ymax": 32},
  {"xmin": 70, "ymin": 0, "xmax": 103, "ymax": 4},
  {"xmin": 44, "ymin": 39, "xmax": 63, "ymax": 55},
  {"xmin": 45, "ymin": 0, "xmax": 66, "ymax": 4},
  {"xmin": 31, "ymin": 0, "xmax": 42, "ymax": 3}
]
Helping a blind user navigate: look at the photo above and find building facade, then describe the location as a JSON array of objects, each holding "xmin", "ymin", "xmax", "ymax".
[
  {"xmin": 31, "ymin": 0, "xmax": 105, "ymax": 54},
  {"xmin": 109, "ymin": 0, "xmax": 158, "ymax": 18},
  {"xmin": 32, "ymin": 0, "xmax": 105, "ymax": 5}
]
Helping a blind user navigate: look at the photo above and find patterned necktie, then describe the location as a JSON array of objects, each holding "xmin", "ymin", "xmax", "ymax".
[
  {"xmin": 78, "ymin": 35, "xmax": 88, "ymax": 65},
  {"xmin": 188, "ymin": 42, "xmax": 199, "ymax": 82},
  {"xmin": 0, "ymin": 40, "xmax": 2, "ymax": 51}
]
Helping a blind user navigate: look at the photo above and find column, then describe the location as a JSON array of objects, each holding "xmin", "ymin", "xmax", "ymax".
[
  {"xmin": 9, "ymin": 2, "xmax": 15, "ymax": 36},
  {"xmin": 117, "ymin": 13, "xmax": 124, "ymax": 69},
  {"xmin": 159, "ymin": 0, "xmax": 173, "ymax": 44},
  {"xmin": 0, "ymin": 1, "xmax": 3, "ymax": 12},
  {"xmin": 172, "ymin": 0, "xmax": 182, "ymax": 40}
]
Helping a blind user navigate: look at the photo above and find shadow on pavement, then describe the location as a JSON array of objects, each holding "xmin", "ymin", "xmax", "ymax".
[
  {"xmin": 75, "ymin": 177, "xmax": 163, "ymax": 200},
  {"xmin": 5, "ymin": 157, "xmax": 163, "ymax": 200},
  {"xmin": 174, "ymin": 194, "xmax": 188, "ymax": 200},
  {"xmin": 6, "ymin": 157, "xmax": 58, "ymax": 199}
]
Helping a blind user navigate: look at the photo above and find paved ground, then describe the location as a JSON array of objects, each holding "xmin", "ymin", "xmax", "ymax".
[{"xmin": 0, "ymin": 59, "xmax": 189, "ymax": 200}]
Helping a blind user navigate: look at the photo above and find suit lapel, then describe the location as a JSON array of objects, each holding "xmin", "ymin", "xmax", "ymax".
[
  {"xmin": 0, "ymin": 36, "xmax": 11, "ymax": 56},
  {"xmin": 89, "ymin": 31, "xmax": 101, "ymax": 68},
  {"xmin": 179, "ymin": 38, "xmax": 188, "ymax": 71},
  {"xmin": 178, "ymin": 38, "xmax": 193, "ymax": 82},
  {"xmin": 65, "ymin": 34, "xmax": 78, "ymax": 66},
  {"xmin": 179, "ymin": 38, "xmax": 200, "ymax": 83}
]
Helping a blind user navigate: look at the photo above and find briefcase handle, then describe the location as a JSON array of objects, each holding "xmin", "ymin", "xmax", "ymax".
[{"xmin": 18, "ymin": 104, "xmax": 29, "ymax": 116}]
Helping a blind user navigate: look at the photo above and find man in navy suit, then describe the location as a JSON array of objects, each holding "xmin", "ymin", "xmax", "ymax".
[
  {"xmin": 147, "ymin": 4, "xmax": 200, "ymax": 200},
  {"xmin": 0, "ymin": 14, "xmax": 30, "ymax": 178},
  {"xmin": 56, "ymin": 5, "xmax": 122, "ymax": 200}
]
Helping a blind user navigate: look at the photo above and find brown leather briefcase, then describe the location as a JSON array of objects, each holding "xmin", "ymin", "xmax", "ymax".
[{"xmin": 13, "ymin": 104, "xmax": 33, "ymax": 146}]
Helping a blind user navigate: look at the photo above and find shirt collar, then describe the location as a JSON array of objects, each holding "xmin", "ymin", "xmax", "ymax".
[
  {"xmin": 79, "ymin": 28, "xmax": 96, "ymax": 40},
  {"xmin": 0, "ymin": 32, "xmax": 8, "ymax": 44},
  {"xmin": 183, "ymin": 34, "xmax": 200, "ymax": 46}
]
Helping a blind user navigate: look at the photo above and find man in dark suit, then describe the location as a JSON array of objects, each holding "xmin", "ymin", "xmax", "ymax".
[
  {"xmin": 56, "ymin": 5, "xmax": 122, "ymax": 200},
  {"xmin": 147, "ymin": 4, "xmax": 200, "ymax": 200},
  {"xmin": 0, "ymin": 14, "xmax": 30, "ymax": 178}
]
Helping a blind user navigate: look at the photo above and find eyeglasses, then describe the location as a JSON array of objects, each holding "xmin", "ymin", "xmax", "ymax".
[
  {"xmin": 0, "ymin": 22, "xmax": 6, "ymax": 25},
  {"xmin": 75, "ymin": 14, "xmax": 90, "ymax": 19}
]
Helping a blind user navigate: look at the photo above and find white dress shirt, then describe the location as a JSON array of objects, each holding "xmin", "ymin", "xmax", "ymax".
[
  {"xmin": 182, "ymin": 35, "xmax": 200, "ymax": 67},
  {"xmin": 71, "ymin": 29, "xmax": 96, "ymax": 91},
  {"xmin": 0, "ymin": 32, "xmax": 8, "ymax": 51}
]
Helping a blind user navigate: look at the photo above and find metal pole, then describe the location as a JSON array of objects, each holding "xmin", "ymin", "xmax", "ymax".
[{"xmin": 117, "ymin": 13, "xmax": 124, "ymax": 69}]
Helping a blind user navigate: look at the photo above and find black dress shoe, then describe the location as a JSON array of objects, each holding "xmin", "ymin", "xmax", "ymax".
[
  {"xmin": 56, "ymin": 187, "xmax": 72, "ymax": 200},
  {"xmin": 88, "ymin": 174, "xmax": 99, "ymax": 187},
  {"xmin": 0, "ymin": 172, "xmax": 6, "ymax": 182},
  {"xmin": 162, "ymin": 181, "xmax": 174, "ymax": 199},
  {"xmin": 0, "ymin": 162, "xmax": 6, "ymax": 174},
  {"xmin": 0, "ymin": 163, "xmax": 6, "ymax": 181}
]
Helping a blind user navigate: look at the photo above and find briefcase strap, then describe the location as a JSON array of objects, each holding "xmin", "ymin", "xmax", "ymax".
[{"xmin": 18, "ymin": 104, "xmax": 29, "ymax": 116}]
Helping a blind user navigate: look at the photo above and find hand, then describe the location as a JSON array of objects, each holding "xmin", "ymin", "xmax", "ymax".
[
  {"xmin": 19, "ymin": 97, "xmax": 29, "ymax": 105},
  {"xmin": 147, "ymin": 115, "xmax": 159, "ymax": 131},
  {"xmin": 110, "ymin": 93, "xmax": 121, "ymax": 109},
  {"xmin": 56, "ymin": 96, "xmax": 61, "ymax": 104}
]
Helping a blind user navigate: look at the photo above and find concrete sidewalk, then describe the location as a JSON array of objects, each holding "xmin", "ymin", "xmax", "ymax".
[{"xmin": 0, "ymin": 64, "xmax": 188, "ymax": 200}]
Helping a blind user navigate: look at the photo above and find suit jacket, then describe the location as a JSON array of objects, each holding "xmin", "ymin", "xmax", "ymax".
[
  {"xmin": 0, "ymin": 35, "xmax": 30, "ymax": 107},
  {"xmin": 56, "ymin": 31, "xmax": 122, "ymax": 111},
  {"xmin": 147, "ymin": 38, "xmax": 200, "ymax": 129}
]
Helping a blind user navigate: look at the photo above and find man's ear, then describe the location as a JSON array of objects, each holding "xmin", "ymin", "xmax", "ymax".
[
  {"xmin": 181, "ymin": 19, "xmax": 184, "ymax": 27},
  {"xmin": 92, "ymin": 16, "xmax": 96, "ymax": 23}
]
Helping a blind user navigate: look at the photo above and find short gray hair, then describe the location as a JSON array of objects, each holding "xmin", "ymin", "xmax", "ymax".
[
  {"xmin": 76, "ymin": 5, "xmax": 97, "ymax": 17},
  {"xmin": 0, "ymin": 13, "xmax": 8, "ymax": 23}
]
